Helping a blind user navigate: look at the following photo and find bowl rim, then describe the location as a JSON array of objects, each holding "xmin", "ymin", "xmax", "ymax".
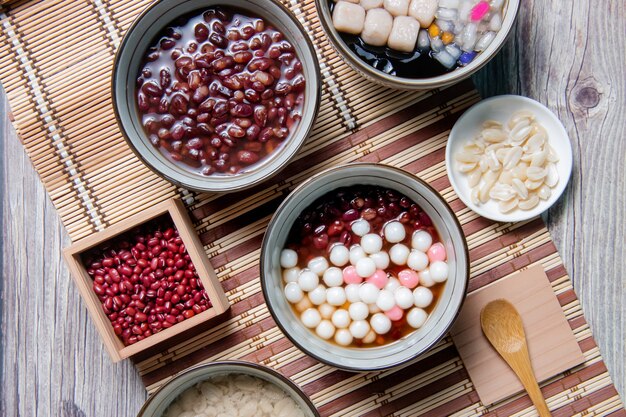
[
  {"xmin": 260, "ymin": 162, "xmax": 469, "ymax": 371},
  {"xmin": 445, "ymin": 94, "xmax": 574, "ymax": 222},
  {"xmin": 136, "ymin": 360, "xmax": 320, "ymax": 416},
  {"xmin": 111, "ymin": 0, "xmax": 322, "ymax": 193},
  {"xmin": 314, "ymin": 0, "xmax": 521, "ymax": 89}
]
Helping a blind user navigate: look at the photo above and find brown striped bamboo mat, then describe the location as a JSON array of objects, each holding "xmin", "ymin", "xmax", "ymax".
[{"xmin": 1, "ymin": 0, "xmax": 624, "ymax": 416}]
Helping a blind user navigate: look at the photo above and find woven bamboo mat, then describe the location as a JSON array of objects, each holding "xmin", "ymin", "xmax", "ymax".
[{"xmin": 1, "ymin": 0, "xmax": 624, "ymax": 416}]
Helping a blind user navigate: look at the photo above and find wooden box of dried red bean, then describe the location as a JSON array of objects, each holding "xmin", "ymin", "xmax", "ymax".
[{"xmin": 63, "ymin": 198, "xmax": 230, "ymax": 362}]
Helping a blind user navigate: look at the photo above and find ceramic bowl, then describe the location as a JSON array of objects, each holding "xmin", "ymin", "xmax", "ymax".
[
  {"xmin": 137, "ymin": 360, "xmax": 319, "ymax": 417},
  {"xmin": 113, "ymin": 0, "xmax": 321, "ymax": 193},
  {"xmin": 315, "ymin": 0, "xmax": 520, "ymax": 90},
  {"xmin": 446, "ymin": 95, "xmax": 573, "ymax": 222},
  {"xmin": 260, "ymin": 163, "xmax": 469, "ymax": 371}
]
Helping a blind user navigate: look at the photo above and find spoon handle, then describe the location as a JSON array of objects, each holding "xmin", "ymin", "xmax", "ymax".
[{"xmin": 503, "ymin": 347, "xmax": 552, "ymax": 417}]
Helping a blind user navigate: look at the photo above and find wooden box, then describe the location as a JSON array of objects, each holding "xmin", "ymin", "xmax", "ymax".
[{"xmin": 63, "ymin": 198, "xmax": 230, "ymax": 362}]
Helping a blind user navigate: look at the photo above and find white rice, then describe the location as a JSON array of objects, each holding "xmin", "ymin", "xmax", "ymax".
[{"xmin": 163, "ymin": 373, "xmax": 306, "ymax": 417}]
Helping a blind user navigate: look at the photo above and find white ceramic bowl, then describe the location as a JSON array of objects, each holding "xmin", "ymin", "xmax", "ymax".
[
  {"xmin": 260, "ymin": 163, "xmax": 469, "ymax": 371},
  {"xmin": 446, "ymin": 95, "xmax": 573, "ymax": 222}
]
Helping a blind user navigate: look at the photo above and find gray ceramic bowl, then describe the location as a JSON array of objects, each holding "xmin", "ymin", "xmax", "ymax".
[
  {"xmin": 261, "ymin": 163, "xmax": 469, "ymax": 371},
  {"xmin": 315, "ymin": 0, "xmax": 520, "ymax": 90},
  {"xmin": 137, "ymin": 361, "xmax": 319, "ymax": 417},
  {"xmin": 113, "ymin": 0, "xmax": 321, "ymax": 193}
]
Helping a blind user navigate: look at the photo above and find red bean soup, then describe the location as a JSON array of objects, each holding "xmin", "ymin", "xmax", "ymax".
[
  {"xmin": 280, "ymin": 186, "xmax": 450, "ymax": 348},
  {"xmin": 81, "ymin": 215, "xmax": 212, "ymax": 346},
  {"xmin": 136, "ymin": 7, "xmax": 306, "ymax": 176}
]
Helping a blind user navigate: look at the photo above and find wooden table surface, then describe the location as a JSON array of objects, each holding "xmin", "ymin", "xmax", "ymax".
[{"xmin": 1, "ymin": 2, "xmax": 624, "ymax": 415}]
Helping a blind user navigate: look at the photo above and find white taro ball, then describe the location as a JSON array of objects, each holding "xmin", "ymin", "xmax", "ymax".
[
  {"xmin": 383, "ymin": 0, "xmax": 410, "ymax": 16},
  {"xmin": 407, "ymin": 307, "xmax": 428, "ymax": 328},
  {"xmin": 370, "ymin": 313, "xmax": 392, "ymax": 334},
  {"xmin": 370, "ymin": 251, "xmax": 390, "ymax": 269},
  {"xmin": 412, "ymin": 230, "xmax": 433, "ymax": 252},
  {"xmin": 388, "ymin": 16, "xmax": 420, "ymax": 53},
  {"xmin": 308, "ymin": 285, "xmax": 327, "ymax": 305},
  {"xmin": 334, "ymin": 329, "xmax": 354, "ymax": 346},
  {"xmin": 362, "ymin": 9, "xmax": 393, "ymax": 47},
  {"xmin": 298, "ymin": 270, "xmax": 319, "ymax": 292},
  {"xmin": 361, "ymin": 0, "xmax": 383, "ymax": 9},
  {"xmin": 332, "ymin": 1, "xmax": 366, "ymax": 34},
  {"xmin": 349, "ymin": 320, "xmax": 371, "ymax": 339},
  {"xmin": 408, "ymin": 0, "xmax": 437, "ymax": 27},
  {"xmin": 407, "ymin": 250, "xmax": 429, "ymax": 271},
  {"xmin": 413, "ymin": 286, "xmax": 433, "ymax": 308},
  {"xmin": 282, "ymin": 267, "xmax": 301, "ymax": 283},
  {"xmin": 360, "ymin": 233, "xmax": 383, "ymax": 254},
  {"xmin": 323, "ymin": 267, "xmax": 344, "ymax": 287},
  {"xmin": 301, "ymin": 308, "xmax": 322, "ymax": 328},
  {"xmin": 383, "ymin": 221, "xmax": 406, "ymax": 243},
  {"xmin": 316, "ymin": 320, "xmax": 336, "ymax": 340},
  {"xmin": 280, "ymin": 249, "xmax": 298, "ymax": 268},
  {"xmin": 430, "ymin": 261, "xmax": 449, "ymax": 283},
  {"xmin": 307, "ymin": 256, "xmax": 329, "ymax": 276},
  {"xmin": 394, "ymin": 286, "xmax": 415, "ymax": 309},
  {"xmin": 349, "ymin": 302, "xmax": 369, "ymax": 321},
  {"xmin": 358, "ymin": 283, "xmax": 380, "ymax": 304},
  {"xmin": 389, "ymin": 243, "xmax": 410, "ymax": 265},
  {"xmin": 329, "ymin": 245, "xmax": 350, "ymax": 267},
  {"xmin": 284, "ymin": 282, "xmax": 303, "ymax": 303},
  {"xmin": 331, "ymin": 309, "xmax": 351, "ymax": 328}
]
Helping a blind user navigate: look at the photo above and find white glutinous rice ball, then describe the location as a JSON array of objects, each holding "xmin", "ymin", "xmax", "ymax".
[
  {"xmin": 280, "ymin": 249, "xmax": 298, "ymax": 268},
  {"xmin": 407, "ymin": 250, "xmax": 429, "ymax": 271},
  {"xmin": 387, "ymin": 16, "xmax": 420, "ymax": 52},
  {"xmin": 298, "ymin": 270, "xmax": 319, "ymax": 292},
  {"xmin": 370, "ymin": 313, "xmax": 392, "ymax": 334},
  {"xmin": 413, "ymin": 286, "xmax": 433, "ymax": 308},
  {"xmin": 294, "ymin": 295, "xmax": 312, "ymax": 312},
  {"xmin": 283, "ymin": 267, "xmax": 301, "ymax": 283},
  {"xmin": 408, "ymin": 0, "xmax": 437, "ymax": 27},
  {"xmin": 332, "ymin": 1, "xmax": 366, "ymax": 35},
  {"xmin": 430, "ymin": 261, "xmax": 449, "ymax": 283},
  {"xmin": 316, "ymin": 320, "xmax": 336, "ymax": 340},
  {"xmin": 361, "ymin": 8, "xmax": 394, "ymax": 47},
  {"xmin": 358, "ymin": 282, "xmax": 380, "ymax": 304},
  {"xmin": 351, "ymin": 218, "xmax": 371, "ymax": 236},
  {"xmin": 301, "ymin": 308, "xmax": 321, "ymax": 328},
  {"xmin": 375, "ymin": 289, "xmax": 396, "ymax": 311},
  {"xmin": 361, "ymin": 0, "xmax": 383, "ymax": 10},
  {"xmin": 383, "ymin": 221, "xmax": 406, "ymax": 243},
  {"xmin": 308, "ymin": 256, "xmax": 329, "ymax": 276},
  {"xmin": 369, "ymin": 303, "xmax": 381, "ymax": 314},
  {"xmin": 349, "ymin": 320, "xmax": 371, "ymax": 339},
  {"xmin": 327, "ymin": 287, "xmax": 347, "ymax": 306},
  {"xmin": 334, "ymin": 329, "xmax": 354, "ymax": 346},
  {"xmin": 284, "ymin": 282, "xmax": 303, "ymax": 303},
  {"xmin": 360, "ymin": 233, "xmax": 383, "ymax": 254},
  {"xmin": 349, "ymin": 301, "xmax": 369, "ymax": 321},
  {"xmin": 329, "ymin": 245, "xmax": 350, "ymax": 267},
  {"xmin": 385, "ymin": 276, "xmax": 401, "ymax": 292},
  {"xmin": 308, "ymin": 285, "xmax": 327, "ymax": 305},
  {"xmin": 356, "ymin": 257, "xmax": 377, "ymax": 278},
  {"xmin": 345, "ymin": 283, "xmax": 361, "ymax": 303},
  {"xmin": 331, "ymin": 309, "xmax": 351, "ymax": 328},
  {"xmin": 323, "ymin": 267, "xmax": 344, "ymax": 287},
  {"xmin": 418, "ymin": 268, "xmax": 435, "ymax": 287},
  {"xmin": 370, "ymin": 251, "xmax": 390, "ymax": 269},
  {"xmin": 389, "ymin": 243, "xmax": 410, "ymax": 265},
  {"xmin": 362, "ymin": 329, "xmax": 377, "ymax": 344},
  {"xmin": 394, "ymin": 286, "xmax": 414, "ymax": 309},
  {"xmin": 383, "ymin": 0, "xmax": 409, "ymax": 16},
  {"xmin": 411, "ymin": 230, "xmax": 433, "ymax": 252},
  {"xmin": 349, "ymin": 245, "xmax": 367, "ymax": 265},
  {"xmin": 319, "ymin": 303, "xmax": 336, "ymax": 319},
  {"xmin": 407, "ymin": 307, "xmax": 428, "ymax": 328}
]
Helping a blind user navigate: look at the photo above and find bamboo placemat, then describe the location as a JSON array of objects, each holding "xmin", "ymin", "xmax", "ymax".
[{"xmin": 1, "ymin": 0, "xmax": 624, "ymax": 416}]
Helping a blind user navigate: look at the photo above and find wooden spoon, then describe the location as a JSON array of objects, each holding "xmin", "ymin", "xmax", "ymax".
[{"xmin": 480, "ymin": 299, "xmax": 552, "ymax": 417}]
